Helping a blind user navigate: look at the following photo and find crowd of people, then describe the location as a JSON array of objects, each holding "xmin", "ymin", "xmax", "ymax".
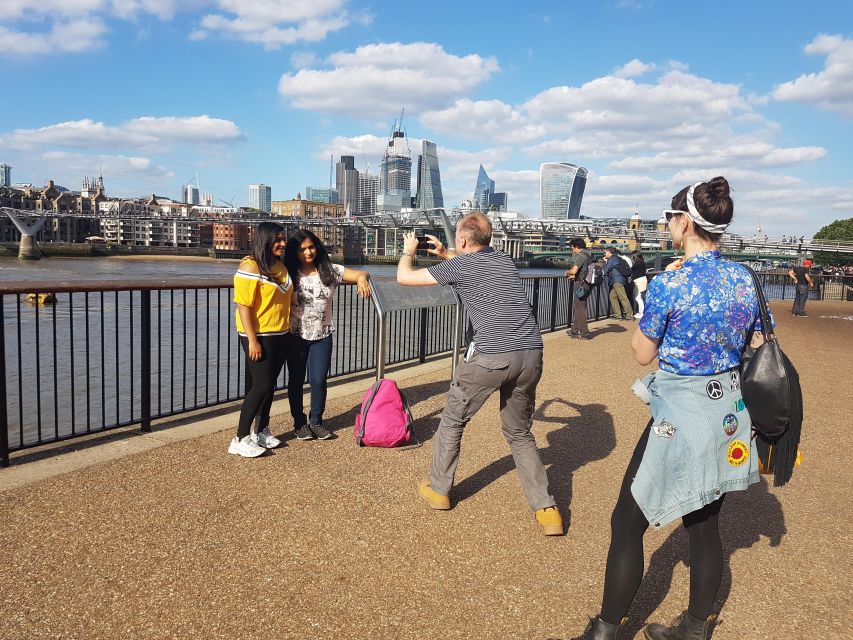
[{"xmin": 231, "ymin": 177, "xmax": 774, "ymax": 640}]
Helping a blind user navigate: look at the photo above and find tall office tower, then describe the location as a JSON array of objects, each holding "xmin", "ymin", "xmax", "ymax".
[
  {"xmin": 415, "ymin": 140, "xmax": 444, "ymax": 210},
  {"xmin": 336, "ymin": 155, "xmax": 359, "ymax": 215},
  {"xmin": 305, "ymin": 186, "xmax": 338, "ymax": 204},
  {"xmin": 0, "ymin": 163, "xmax": 11, "ymax": 188},
  {"xmin": 249, "ymin": 183, "xmax": 272, "ymax": 213},
  {"xmin": 380, "ymin": 129, "xmax": 412, "ymax": 197},
  {"xmin": 473, "ymin": 165, "xmax": 495, "ymax": 209},
  {"xmin": 184, "ymin": 184, "xmax": 200, "ymax": 205},
  {"xmin": 358, "ymin": 173, "xmax": 380, "ymax": 216},
  {"xmin": 540, "ymin": 162, "xmax": 588, "ymax": 220}
]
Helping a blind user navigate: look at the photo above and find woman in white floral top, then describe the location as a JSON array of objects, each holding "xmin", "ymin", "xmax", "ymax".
[{"xmin": 284, "ymin": 229, "xmax": 371, "ymax": 440}]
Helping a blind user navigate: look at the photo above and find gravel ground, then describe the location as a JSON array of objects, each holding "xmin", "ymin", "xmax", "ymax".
[{"xmin": 1, "ymin": 300, "xmax": 851, "ymax": 640}]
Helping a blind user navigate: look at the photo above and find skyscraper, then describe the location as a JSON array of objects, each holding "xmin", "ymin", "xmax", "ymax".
[
  {"xmin": 305, "ymin": 186, "xmax": 338, "ymax": 204},
  {"xmin": 335, "ymin": 156, "xmax": 359, "ymax": 215},
  {"xmin": 540, "ymin": 163, "xmax": 588, "ymax": 220},
  {"xmin": 473, "ymin": 165, "xmax": 495, "ymax": 208},
  {"xmin": 380, "ymin": 130, "xmax": 411, "ymax": 197},
  {"xmin": 184, "ymin": 184, "xmax": 200, "ymax": 205},
  {"xmin": 249, "ymin": 184, "xmax": 272, "ymax": 213},
  {"xmin": 0, "ymin": 163, "xmax": 11, "ymax": 188},
  {"xmin": 358, "ymin": 173, "xmax": 380, "ymax": 217},
  {"xmin": 415, "ymin": 140, "xmax": 444, "ymax": 210}
]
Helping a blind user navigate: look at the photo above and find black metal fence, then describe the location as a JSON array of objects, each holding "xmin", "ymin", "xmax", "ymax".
[{"xmin": 0, "ymin": 275, "xmax": 614, "ymax": 465}]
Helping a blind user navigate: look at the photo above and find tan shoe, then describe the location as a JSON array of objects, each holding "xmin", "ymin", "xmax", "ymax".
[
  {"xmin": 536, "ymin": 506, "xmax": 564, "ymax": 535},
  {"xmin": 418, "ymin": 479, "xmax": 450, "ymax": 510}
]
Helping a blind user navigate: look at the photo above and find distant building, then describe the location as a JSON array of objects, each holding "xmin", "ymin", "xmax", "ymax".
[
  {"xmin": 248, "ymin": 183, "xmax": 272, "ymax": 213},
  {"xmin": 0, "ymin": 163, "xmax": 11, "ymax": 188},
  {"xmin": 415, "ymin": 140, "xmax": 444, "ymax": 210},
  {"xmin": 379, "ymin": 125, "xmax": 411, "ymax": 212},
  {"xmin": 305, "ymin": 186, "xmax": 338, "ymax": 204},
  {"xmin": 213, "ymin": 222, "xmax": 253, "ymax": 251},
  {"xmin": 184, "ymin": 184, "xmax": 200, "ymax": 205},
  {"xmin": 271, "ymin": 196, "xmax": 345, "ymax": 219},
  {"xmin": 540, "ymin": 162, "xmax": 588, "ymax": 220},
  {"xmin": 335, "ymin": 156, "xmax": 359, "ymax": 216},
  {"xmin": 358, "ymin": 173, "xmax": 380, "ymax": 217},
  {"xmin": 471, "ymin": 165, "xmax": 507, "ymax": 211}
]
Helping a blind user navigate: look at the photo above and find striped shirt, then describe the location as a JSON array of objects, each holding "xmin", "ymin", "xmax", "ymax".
[{"xmin": 428, "ymin": 248, "xmax": 542, "ymax": 354}]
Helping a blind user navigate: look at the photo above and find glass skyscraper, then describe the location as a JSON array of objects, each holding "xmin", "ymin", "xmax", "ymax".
[
  {"xmin": 249, "ymin": 183, "xmax": 272, "ymax": 213},
  {"xmin": 473, "ymin": 165, "xmax": 495, "ymax": 209},
  {"xmin": 416, "ymin": 140, "xmax": 444, "ymax": 210},
  {"xmin": 540, "ymin": 163, "xmax": 588, "ymax": 220}
]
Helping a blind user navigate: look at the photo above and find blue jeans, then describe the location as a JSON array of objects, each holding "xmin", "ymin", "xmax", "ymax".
[{"xmin": 286, "ymin": 333, "xmax": 333, "ymax": 426}]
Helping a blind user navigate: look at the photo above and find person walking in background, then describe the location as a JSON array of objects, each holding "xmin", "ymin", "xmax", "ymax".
[
  {"xmin": 603, "ymin": 247, "xmax": 633, "ymax": 320},
  {"xmin": 397, "ymin": 213, "xmax": 563, "ymax": 537},
  {"xmin": 230, "ymin": 222, "xmax": 292, "ymax": 458},
  {"xmin": 284, "ymin": 229, "xmax": 371, "ymax": 441},
  {"xmin": 565, "ymin": 238, "xmax": 592, "ymax": 340},
  {"xmin": 568, "ymin": 177, "xmax": 766, "ymax": 640},
  {"xmin": 630, "ymin": 250, "xmax": 648, "ymax": 319},
  {"xmin": 789, "ymin": 258, "xmax": 814, "ymax": 317}
]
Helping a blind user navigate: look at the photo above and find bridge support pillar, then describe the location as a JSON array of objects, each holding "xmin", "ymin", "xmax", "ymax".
[{"xmin": 18, "ymin": 234, "xmax": 42, "ymax": 260}]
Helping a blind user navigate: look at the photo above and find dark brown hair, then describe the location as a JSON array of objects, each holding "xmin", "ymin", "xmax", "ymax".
[{"xmin": 670, "ymin": 176, "xmax": 733, "ymax": 242}]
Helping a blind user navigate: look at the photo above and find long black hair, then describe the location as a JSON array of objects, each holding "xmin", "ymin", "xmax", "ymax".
[
  {"xmin": 284, "ymin": 229, "xmax": 338, "ymax": 297},
  {"xmin": 251, "ymin": 222, "xmax": 284, "ymax": 282},
  {"xmin": 631, "ymin": 249, "xmax": 646, "ymax": 272}
]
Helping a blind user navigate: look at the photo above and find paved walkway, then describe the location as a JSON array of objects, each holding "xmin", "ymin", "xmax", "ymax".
[{"xmin": 1, "ymin": 301, "xmax": 851, "ymax": 640}]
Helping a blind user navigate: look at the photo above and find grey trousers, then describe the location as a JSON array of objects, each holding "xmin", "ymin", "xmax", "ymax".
[
  {"xmin": 429, "ymin": 348, "xmax": 556, "ymax": 511},
  {"xmin": 792, "ymin": 284, "xmax": 809, "ymax": 315}
]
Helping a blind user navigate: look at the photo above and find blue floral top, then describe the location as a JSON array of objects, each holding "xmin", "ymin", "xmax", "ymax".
[{"xmin": 639, "ymin": 251, "xmax": 769, "ymax": 375}]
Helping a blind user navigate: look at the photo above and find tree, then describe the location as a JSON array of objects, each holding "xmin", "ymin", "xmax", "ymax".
[{"xmin": 813, "ymin": 218, "xmax": 853, "ymax": 267}]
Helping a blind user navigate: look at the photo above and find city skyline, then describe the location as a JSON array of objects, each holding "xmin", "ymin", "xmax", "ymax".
[{"xmin": 0, "ymin": 2, "xmax": 851, "ymax": 235}]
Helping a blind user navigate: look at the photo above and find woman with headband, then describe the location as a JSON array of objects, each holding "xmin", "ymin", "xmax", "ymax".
[{"xmin": 568, "ymin": 177, "xmax": 767, "ymax": 640}]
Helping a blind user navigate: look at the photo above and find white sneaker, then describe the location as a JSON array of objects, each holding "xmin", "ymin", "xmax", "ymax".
[
  {"xmin": 634, "ymin": 313, "xmax": 642, "ymax": 319},
  {"xmin": 228, "ymin": 435, "xmax": 266, "ymax": 458},
  {"xmin": 252, "ymin": 428, "xmax": 281, "ymax": 449}
]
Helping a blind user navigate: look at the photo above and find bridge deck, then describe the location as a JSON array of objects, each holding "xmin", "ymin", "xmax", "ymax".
[{"xmin": 1, "ymin": 301, "xmax": 851, "ymax": 639}]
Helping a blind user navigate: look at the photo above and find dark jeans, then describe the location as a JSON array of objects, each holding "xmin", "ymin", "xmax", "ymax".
[
  {"xmin": 237, "ymin": 334, "xmax": 288, "ymax": 439},
  {"xmin": 571, "ymin": 287, "xmax": 589, "ymax": 335},
  {"xmin": 792, "ymin": 284, "xmax": 809, "ymax": 315},
  {"xmin": 285, "ymin": 333, "xmax": 333, "ymax": 426}
]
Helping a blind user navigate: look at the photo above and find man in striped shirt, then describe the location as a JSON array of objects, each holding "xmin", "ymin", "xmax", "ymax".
[{"xmin": 397, "ymin": 213, "xmax": 563, "ymax": 536}]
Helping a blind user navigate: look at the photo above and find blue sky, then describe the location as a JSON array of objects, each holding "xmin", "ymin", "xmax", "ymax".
[{"xmin": 1, "ymin": 0, "xmax": 851, "ymax": 236}]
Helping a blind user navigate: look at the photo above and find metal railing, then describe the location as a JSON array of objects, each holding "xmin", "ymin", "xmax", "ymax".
[{"xmin": 1, "ymin": 275, "xmax": 612, "ymax": 465}]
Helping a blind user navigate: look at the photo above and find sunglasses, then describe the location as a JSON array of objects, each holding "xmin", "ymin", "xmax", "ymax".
[{"xmin": 663, "ymin": 209, "xmax": 686, "ymax": 222}]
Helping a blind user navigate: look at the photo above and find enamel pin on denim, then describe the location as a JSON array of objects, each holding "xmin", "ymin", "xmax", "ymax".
[
  {"xmin": 652, "ymin": 420, "xmax": 677, "ymax": 439},
  {"xmin": 706, "ymin": 380, "xmax": 724, "ymax": 400},
  {"xmin": 722, "ymin": 414, "xmax": 738, "ymax": 436}
]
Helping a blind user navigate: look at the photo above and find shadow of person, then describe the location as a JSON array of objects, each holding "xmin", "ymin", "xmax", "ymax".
[
  {"xmin": 625, "ymin": 478, "xmax": 786, "ymax": 637},
  {"xmin": 451, "ymin": 398, "xmax": 617, "ymax": 522},
  {"xmin": 588, "ymin": 324, "xmax": 630, "ymax": 337}
]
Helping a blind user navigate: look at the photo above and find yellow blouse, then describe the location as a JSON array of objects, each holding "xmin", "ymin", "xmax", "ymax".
[{"xmin": 233, "ymin": 258, "xmax": 293, "ymax": 336}]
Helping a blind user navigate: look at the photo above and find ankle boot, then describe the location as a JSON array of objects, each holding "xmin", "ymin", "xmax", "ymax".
[
  {"xmin": 643, "ymin": 611, "xmax": 716, "ymax": 640},
  {"xmin": 568, "ymin": 616, "xmax": 626, "ymax": 640}
]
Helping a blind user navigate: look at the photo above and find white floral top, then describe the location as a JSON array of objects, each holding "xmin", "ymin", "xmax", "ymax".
[{"xmin": 290, "ymin": 264, "xmax": 344, "ymax": 340}]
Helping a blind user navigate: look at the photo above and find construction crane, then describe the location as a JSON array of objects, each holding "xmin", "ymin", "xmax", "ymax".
[
  {"xmin": 328, "ymin": 154, "xmax": 333, "ymax": 192},
  {"xmin": 361, "ymin": 145, "xmax": 371, "ymax": 174}
]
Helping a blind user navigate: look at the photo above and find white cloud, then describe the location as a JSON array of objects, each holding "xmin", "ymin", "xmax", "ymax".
[
  {"xmin": 40, "ymin": 151, "xmax": 174, "ymax": 179},
  {"xmin": 613, "ymin": 58, "xmax": 656, "ymax": 79},
  {"xmin": 773, "ymin": 34, "xmax": 853, "ymax": 117},
  {"xmin": 278, "ymin": 42, "xmax": 500, "ymax": 118},
  {"xmin": 421, "ymin": 99, "xmax": 545, "ymax": 144},
  {"xmin": 196, "ymin": 0, "xmax": 350, "ymax": 49},
  {"xmin": 0, "ymin": 116, "xmax": 244, "ymax": 151},
  {"xmin": 610, "ymin": 143, "xmax": 826, "ymax": 171},
  {"xmin": 0, "ymin": 19, "xmax": 108, "ymax": 56},
  {"xmin": 291, "ymin": 50, "xmax": 318, "ymax": 69}
]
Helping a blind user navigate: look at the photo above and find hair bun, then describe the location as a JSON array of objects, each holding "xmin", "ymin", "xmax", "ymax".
[{"xmin": 707, "ymin": 176, "xmax": 730, "ymax": 200}]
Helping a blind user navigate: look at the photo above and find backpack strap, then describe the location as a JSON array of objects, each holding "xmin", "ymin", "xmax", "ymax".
[
  {"xmin": 356, "ymin": 380, "xmax": 383, "ymax": 446},
  {"xmin": 396, "ymin": 389, "xmax": 422, "ymax": 450}
]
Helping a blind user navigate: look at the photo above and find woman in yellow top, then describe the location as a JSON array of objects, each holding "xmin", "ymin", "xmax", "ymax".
[{"xmin": 230, "ymin": 222, "xmax": 293, "ymax": 458}]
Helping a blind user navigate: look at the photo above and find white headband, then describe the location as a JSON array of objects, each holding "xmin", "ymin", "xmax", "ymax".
[{"xmin": 684, "ymin": 182, "xmax": 730, "ymax": 234}]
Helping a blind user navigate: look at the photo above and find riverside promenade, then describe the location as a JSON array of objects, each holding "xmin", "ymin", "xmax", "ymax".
[{"xmin": 1, "ymin": 301, "xmax": 851, "ymax": 640}]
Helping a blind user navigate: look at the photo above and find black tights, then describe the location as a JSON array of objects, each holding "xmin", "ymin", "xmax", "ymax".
[{"xmin": 600, "ymin": 426, "xmax": 725, "ymax": 625}]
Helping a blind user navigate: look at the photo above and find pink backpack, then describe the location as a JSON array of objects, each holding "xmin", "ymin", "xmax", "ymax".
[{"xmin": 354, "ymin": 379, "xmax": 415, "ymax": 448}]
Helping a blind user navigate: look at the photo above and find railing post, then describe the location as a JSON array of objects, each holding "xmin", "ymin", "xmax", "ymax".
[
  {"xmin": 0, "ymin": 298, "xmax": 8, "ymax": 467},
  {"xmin": 418, "ymin": 307, "xmax": 428, "ymax": 363},
  {"xmin": 140, "ymin": 289, "xmax": 151, "ymax": 432},
  {"xmin": 531, "ymin": 278, "xmax": 540, "ymax": 321},
  {"xmin": 549, "ymin": 277, "xmax": 559, "ymax": 332}
]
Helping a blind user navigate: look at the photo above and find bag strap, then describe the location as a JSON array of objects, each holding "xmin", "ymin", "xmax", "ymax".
[
  {"xmin": 356, "ymin": 380, "xmax": 383, "ymax": 445},
  {"xmin": 740, "ymin": 264, "xmax": 775, "ymax": 341},
  {"xmin": 396, "ymin": 389, "xmax": 422, "ymax": 450}
]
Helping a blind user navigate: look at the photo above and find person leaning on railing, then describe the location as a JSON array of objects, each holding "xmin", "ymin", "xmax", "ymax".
[
  {"xmin": 229, "ymin": 222, "xmax": 293, "ymax": 458},
  {"xmin": 568, "ymin": 177, "xmax": 768, "ymax": 640}
]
